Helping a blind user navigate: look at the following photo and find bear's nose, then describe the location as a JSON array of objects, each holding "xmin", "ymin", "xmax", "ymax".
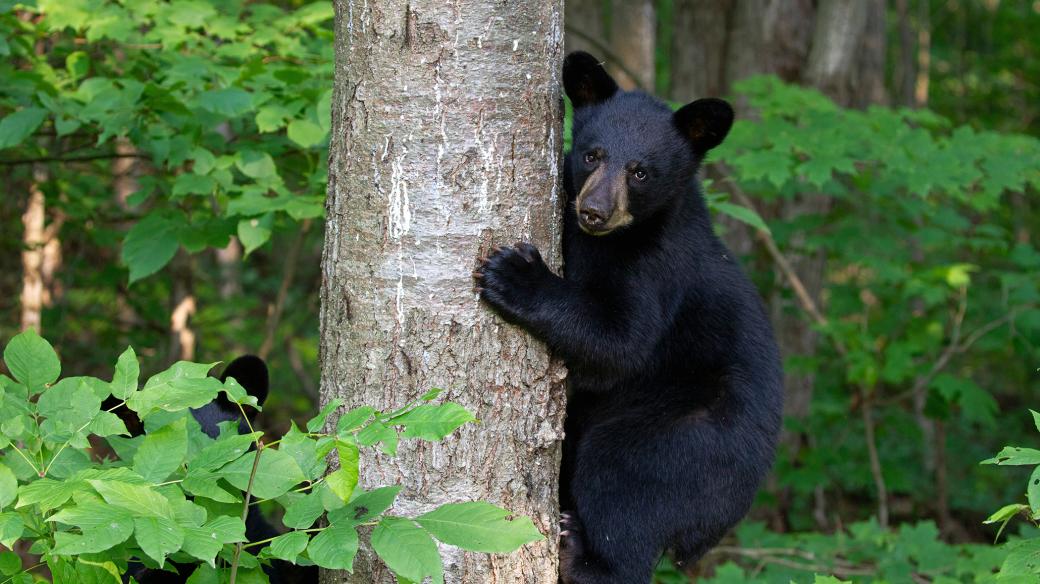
[{"xmin": 579, "ymin": 206, "xmax": 608, "ymax": 227}]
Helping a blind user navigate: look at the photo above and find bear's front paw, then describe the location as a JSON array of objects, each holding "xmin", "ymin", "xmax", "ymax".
[
  {"xmin": 559, "ymin": 511, "xmax": 586, "ymax": 584},
  {"xmin": 473, "ymin": 242, "xmax": 551, "ymax": 322}
]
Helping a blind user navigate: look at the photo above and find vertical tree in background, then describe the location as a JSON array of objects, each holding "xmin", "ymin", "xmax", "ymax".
[
  {"xmin": 607, "ymin": 0, "xmax": 655, "ymax": 90},
  {"xmin": 668, "ymin": 0, "xmax": 888, "ymax": 530},
  {"xmin": 321, "ymin": 1, "xmax": 566, "ymax": 583}
]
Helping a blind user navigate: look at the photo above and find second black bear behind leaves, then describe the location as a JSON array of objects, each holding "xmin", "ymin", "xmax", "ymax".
[{"xmin": 474, "ymin": 51, "xmax": 783, "ymax": 584}]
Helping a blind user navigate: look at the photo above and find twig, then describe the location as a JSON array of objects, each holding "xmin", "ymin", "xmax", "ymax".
[
  {"xmin": 229, "ymin": 442, "xmax": 264, "ymax": 584},
  {"xmin": 879, "ymin": 303, "xmax": 1035, "ymax": 406},
  {"xmin": 860, "ymin": 393, "xmax": 889, "ymax": 527},
  {"xmin": 715, "ymin": 165, "xmax": 843, "ymax": 353},
  {"xmin": 709, "ymin": 546, "xmax": 875, "ymax": 577},
  {"xmin": 562, "ymin": 25, "xmax": 648, "ymax": 92}
]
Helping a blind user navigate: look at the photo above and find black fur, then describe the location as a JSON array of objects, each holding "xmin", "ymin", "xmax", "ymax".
[
  {"xmin": 126, "ymin": 356, "xmax": 316, "ymax": 584},
  {"xmin": 475, "ymin": 51, "xmax": 783, "ymax": 584}
]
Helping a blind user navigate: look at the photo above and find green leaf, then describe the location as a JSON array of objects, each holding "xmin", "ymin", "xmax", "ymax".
[
  {"xmin": 0, "ymin": 551, "xmax": 20, "ymax": 575},
  {"xmin": 356, "ymin": 421, "xmax": 399, "ymax": 455},
  {"xmin": 65, "ymin": 50, "xmax": 90, "ymax": 79},
  {"xmin": 265, "ymin": 531, "xmax": 309, "ymax": 563},
  {"xmin": 0, "ymin": 108, "xmax": 47, "ymax": 149},
  {"xmin": 282, "ymin": 490, "xmax": 325, "ymax": 529},
  {"xmin": 711, "ymin": 201, "xmax": 771, "ymax": 234},
  {"xmin": 0, "ymin": 465, "xmax": 17, "ymax": 510},
  {"xmin": 190, "ymin": 432, "xmax": 261, "ymax": 472},
  {"xmin": 17, "ymin": 477, "xmax": 82, "ymax": 511},
  {"xmin": 134, "ymin": 417, "xmax": 188, "ymax": 483},
  {"xmin": 237, "ymin": 214, "xmax": 274, "ymax": 256},
  {"xmin": 134, "ymin": 515, "xmax": 185, "ymax": 566},
  {"xmin": 287, "ymin": 119, "xmax": 327, "ymax": 148},
  {"xmin": 1030, "ymin": 409, "xmax": 1040, "ymax": 434},
  {"xmin": 110, "ymin": 346, "xmax": 139, "ymax": 400},
  {"xmin": 38, "ymin": 376, "xmax": 103, "ymax": 440},
  {"xmin": 88, "ymin": 480, "xmax": 173, "ymax": 518},
  {"xmin": 393, "ymin": 403, "xmax": 476, "ymax": 441},
  {"xmin": 980, "ymin": 447, "xmax": 1040, "ymax": 466},
  {"xmin": 3, "ymin": 329, "xmax": 60, "ymax": 393},
  {"xmin": 984, "ymin": 503, "xmax": 1027, "ymax": 542},
  {"xmin": 998, "ymin": 537, "xmax": 1040, "ymax": 576},
  {"xmin": 279, "ymin": 423, "xmax": 327, "ymax": 480},
  {"xmin": 89, "ymin": 411, "xmax": 129, "ymax": 437},
  {"xmin": 307, "ymin": 523, "xmax": 359, "ymax": 571},
  {"xmin": 127, "ymin": 362, "xmax": 223, "ymax": 418},
  {"xmin": 1028, "ymin": 466, "xmax": 1040, "ymax": 515},
  {"xmin": 416, "ymin": 502, "xmax": 543, "ymax": 553},
  {"xmin": 181, "ymin": 516, "xmax": 246, "ymax": 566},
  {"xmin": 218, "ymin": 447, "xmax": 306, "ymax": 499},
  {"xmin": 0, "ymin": 513, "xmax": 23, "ymax": 548},
  {"xmin": 50, "ymin": 502, "xmax": 135, "ymax": 554},
  {"xmin": 336, "ymin": 406, "xmax": 376, "ymax": 435},
  {"xmin": 307, "ymin": 398, "xmax": 343, "ymax": 433},
  {"xmin": 197, "ymin": 87, "xmax": 253, "ymax": 118},
  {"xmin": 122, "ymin": 214, "xmax": 181, "ymax": 284},
  {"xmin": 328, "ymin": 485, "xmax": 402, "ymax": 525},
  {"xmin": 326, "ymin": 439, "xmax": 360, "ymax": 502},
  {"xmin": 371, "ymin": 517, "xmax": 443, "ymax": 584},
  {"xmin": 236, "ymin": 150, "xmax": 277, "ymax": 179},
  {"xmin": 172, "ymin": 173, "xmax": 217, "ymax": 198}
]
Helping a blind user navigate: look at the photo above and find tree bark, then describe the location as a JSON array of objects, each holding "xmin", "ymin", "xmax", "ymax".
[
  {"xmin": 564, "ymin": 0, "xmax": 604, "ymax": 56},
  {"xmin": 669, "ymin": 0, "xmax": 732, "ymax": 101},
  {"xmin": 320, "ymin": 2, "xmax": 566, "ymax": 583},
  {"xmin": 607, "ymin": 0, "xmax": 655, "ymax": 91},
  {"xmin": 20, "ymin": 164, "xmax": 48, "ymax": 332}
]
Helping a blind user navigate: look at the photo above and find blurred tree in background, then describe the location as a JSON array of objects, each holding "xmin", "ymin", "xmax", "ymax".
[{"xmin": 0, "ymin": 0, "xmax": 1038, "ymax": 581}]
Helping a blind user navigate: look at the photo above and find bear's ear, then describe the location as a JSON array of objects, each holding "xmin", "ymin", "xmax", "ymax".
[
  {"xmin": 563, "ymin": 51, "xmax": 619, "ymax": 109},
  {"xmin": 673, "ymin": 98, "xmax": 734, "ymax": 155},
  {"xmin": 220, "ymin": 355, "xmax": 269, "ymax": 408}
]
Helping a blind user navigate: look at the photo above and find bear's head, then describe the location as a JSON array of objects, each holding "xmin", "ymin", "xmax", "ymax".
[
  {"xmin": 563, "ymin": 51, "xmax": 733, "ymax": 236},
  {"xmin": 191, "ymin": 354, "xmax": 269, "ymax": 438}
]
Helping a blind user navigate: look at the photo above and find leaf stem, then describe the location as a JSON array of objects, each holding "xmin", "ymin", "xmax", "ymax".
[{"xmin": 230, "ymin": 442, "xmax": 264, "ymax": 584}]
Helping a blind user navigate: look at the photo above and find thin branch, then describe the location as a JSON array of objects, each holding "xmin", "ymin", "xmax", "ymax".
[
  {"xmin": 0, "ymin": 152, "xmax": 149, "ymax": 166},
  {"xmin": 879, "ymin": 303, "xmax": 1035, "ymax": 406},
  {"xmin": 861, "ymin": 394, "xmax": 888, "ymax": 527},
  {"xmin": 230, "ymin": 442, "xmax": 264, "ymax": 584},
  {"xmin": 714, "ymin": 165, "xmax": 842, "ymax": 352},
  {"xmin": 709, "ymin": 546, "xmax": 875, "ymax": 577},
  {"xmin": 562, "ymin": 25, "xmax": 648, "ymax": 92}
]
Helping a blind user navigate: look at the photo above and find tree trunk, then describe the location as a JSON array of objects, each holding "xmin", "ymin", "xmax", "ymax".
[
  {"xmin": 607, "ymin": 0, "xmax": 655, "ymax": 91},
  {"xmin": 670, "ymin": 0, "xmax": 888, "ymax": 531},
  {"xmin": 564, "ymin": 0, "xmax": 604, "ymax": 56},
  {"xmin": 320, "ymin": 2, "xmax": 566, "ymax": 583},
  {"xmin": 20, "ymin": 164, "xmax": 48, "ymax": 332},
  {"xmin": 669, "ymin": 0, "xmax": 732, "ymax": 101}
]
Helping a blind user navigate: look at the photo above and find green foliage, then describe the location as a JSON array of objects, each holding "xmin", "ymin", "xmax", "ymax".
[
  {"xmin": 0, "ymin": 331, "xmax": 542, "ymax": 582},
  {"xmin": 713, "ymin": 75, "xmax": 1040, "ymax": 534},
  {"xmin": 0, "ymin": 0, "xmax": 331, "ymax": 284}
]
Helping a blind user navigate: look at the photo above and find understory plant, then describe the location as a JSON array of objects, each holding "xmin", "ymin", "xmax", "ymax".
[{"xmin": 0, "ymin": 330, "xmax": 542, "ymax": 583}]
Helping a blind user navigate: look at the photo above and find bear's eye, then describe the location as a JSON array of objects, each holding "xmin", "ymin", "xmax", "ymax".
[
  {"xmin": 583, "ymin": 152, "xmax": 598, "ymax": 164},
  {"xmin": 632, "ymin": 169, "xmax": 648, "ymax": 182}
]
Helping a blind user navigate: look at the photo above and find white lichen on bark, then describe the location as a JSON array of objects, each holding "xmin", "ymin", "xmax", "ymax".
[{"xmin": 320, "ymin": 1, "xmax": 566, "ymax": 582}]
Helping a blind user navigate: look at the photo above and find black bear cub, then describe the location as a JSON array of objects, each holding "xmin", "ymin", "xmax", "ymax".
[{"xmin": 474, "ymin": 52, "xmax": 783, "ymax": 584}]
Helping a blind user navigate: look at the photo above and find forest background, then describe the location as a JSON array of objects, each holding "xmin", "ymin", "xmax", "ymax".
[{"xmin": 0, "ymin": 0, "xmax": 1038, "ymax": 582}]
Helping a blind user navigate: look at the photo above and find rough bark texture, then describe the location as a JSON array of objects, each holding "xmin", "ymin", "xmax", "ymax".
[
  {"xmin": 669, "ymin": 0, "xmax": 732, "ymax": 101},
  {"xmin": 321, "ymin": 2, "xmax": 566, "ymax": 583},
  {"xmin": 607, "ymin": 0, "xmax": 655, "ymax": 90},
  {"xmin": 564, "ymin": 0, "xmax": 604, "ymax": 56}
]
